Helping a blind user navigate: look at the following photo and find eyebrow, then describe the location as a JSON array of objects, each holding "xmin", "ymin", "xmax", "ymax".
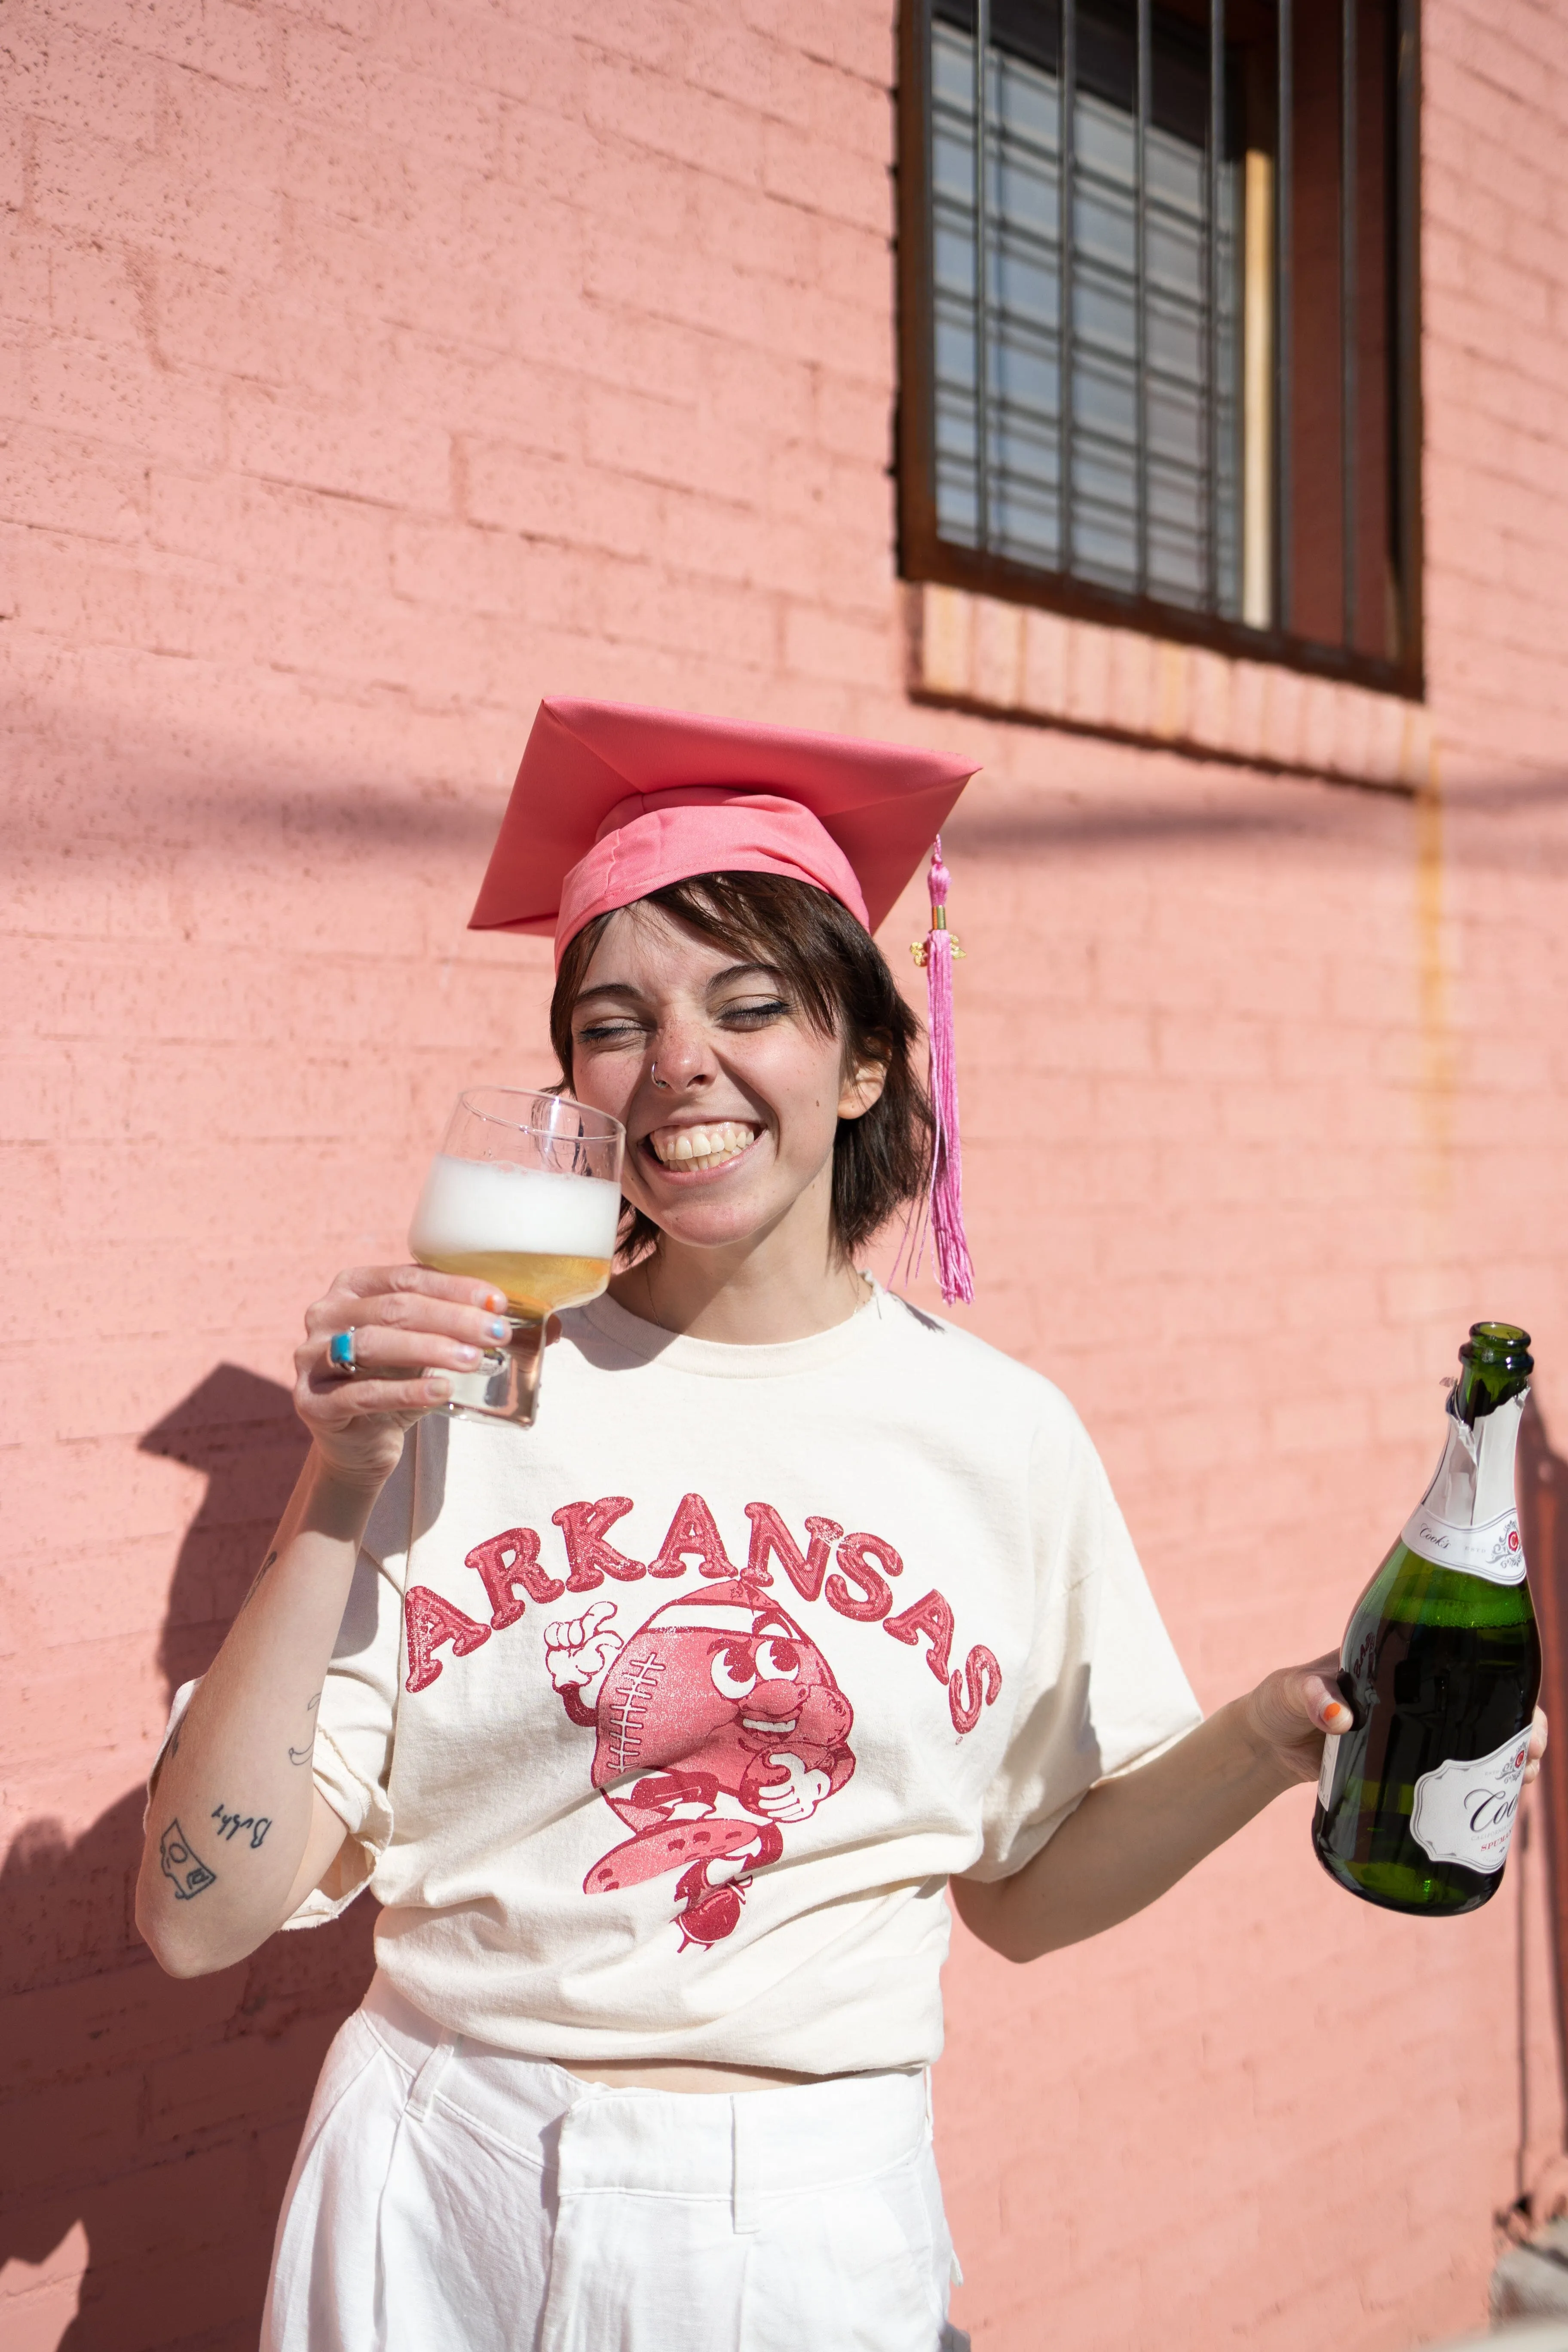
[{"xmin": 572, "ymin": 962, "xmax": 785, "ymax": 1011}]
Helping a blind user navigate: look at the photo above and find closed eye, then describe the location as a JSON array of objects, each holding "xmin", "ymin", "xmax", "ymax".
[
  {"xmin": 716, "ymin": 998, "xmax": 791, "ymax": 1029},
  {"xmin": 576, "ymin": 1018, "xmax": 648, "ymax": 1045}
]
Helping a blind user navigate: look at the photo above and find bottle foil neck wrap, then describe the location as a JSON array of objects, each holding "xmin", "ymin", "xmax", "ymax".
[{"xmin": 1401, "ymin": 1390, "xmax": 1528, "ymax": 1586}]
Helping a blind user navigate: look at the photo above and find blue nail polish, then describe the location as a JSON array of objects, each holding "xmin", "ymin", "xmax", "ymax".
[{"xmin": 488, "ymin": 1317, "xmax": 511, "ymax": 1340}]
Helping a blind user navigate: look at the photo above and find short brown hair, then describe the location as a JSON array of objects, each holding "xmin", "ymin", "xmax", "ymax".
[{"xmin": 549, "ymin": 873, "xmax": 933, "ymax": 1264}]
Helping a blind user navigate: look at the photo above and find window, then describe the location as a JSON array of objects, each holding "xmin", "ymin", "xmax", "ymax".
[{"xmin": 897, "ymin": 0, "xmax": 1422, "ymax": 693}]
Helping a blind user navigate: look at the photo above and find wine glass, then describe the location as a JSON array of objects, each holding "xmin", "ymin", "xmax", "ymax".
[{"xmin": 408, "ymin": 1087, "xmax": 625, "ymax": 1427}]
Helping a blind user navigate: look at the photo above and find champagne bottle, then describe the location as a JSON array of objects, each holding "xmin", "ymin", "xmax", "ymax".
[{"xmin": 1313, "ymin": 1322, "xmax": 1540, "ymax": 1916}]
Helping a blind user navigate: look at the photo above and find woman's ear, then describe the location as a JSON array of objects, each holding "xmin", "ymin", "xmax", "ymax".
[{"xmin": 837, "ymin": 1038, "xmax": 889, "ymax": 1122}]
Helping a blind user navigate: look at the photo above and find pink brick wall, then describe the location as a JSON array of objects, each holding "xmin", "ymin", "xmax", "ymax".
[{"xmin": 3, "ymin": 2, "xmax": 1567, "ymax": 2346}]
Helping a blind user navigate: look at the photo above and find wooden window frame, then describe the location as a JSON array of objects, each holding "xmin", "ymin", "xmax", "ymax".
[{"xmin": 895, "ymin": 0, "xmax": 1425, "ymax": 702}]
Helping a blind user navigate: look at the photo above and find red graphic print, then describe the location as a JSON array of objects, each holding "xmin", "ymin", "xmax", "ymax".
[
  {"xmin": 552, "ymin": 1497, "xmax": 646, "ymax": 1589},
  {"xmin": 650, "ymin": 1491, "xmax": 738, "ymax": 1580},
  {"xmin": 948, "ymin": 1643, "xmax": 1003, "ymax": 1733},
  {"xmin": 546, "ymin": 1578, "xmax": 856, "ymax": 1949},
  {"xmin": 404, "ymin": 1587, "xmax": 492, "ymax": 1693},
  {"xmin": 744, "ymin": 1502, "xmax": 844, "ymax": 1600},
  {"xmin": 884, "ymin": 1589, "xmax": 955, "ymax": 1684},
  {"xmin": 825, "ymin": 1529, "xmax": 903, "ymax": 1620},
  {"xmin": 466, "ymin": 1528, "xmax": 564, "ymax": 1626}
]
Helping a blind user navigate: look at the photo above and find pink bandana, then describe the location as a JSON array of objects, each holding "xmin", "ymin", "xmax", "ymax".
[{"xmin": 556, "ymin": 788, "xmax": 869, "ymax": 960}]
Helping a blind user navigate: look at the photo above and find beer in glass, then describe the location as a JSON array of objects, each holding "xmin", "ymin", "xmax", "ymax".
[{"xmin": 409, "ymin": 1087, "xmax": 625, "ymax": 1426}]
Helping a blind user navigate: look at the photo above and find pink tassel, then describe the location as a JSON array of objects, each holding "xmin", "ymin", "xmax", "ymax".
[{"xmin": 915, "ymin": 836, "xmax": 974, "ymax": 1306}]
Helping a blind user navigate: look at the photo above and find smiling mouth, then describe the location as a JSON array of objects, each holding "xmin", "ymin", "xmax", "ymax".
[
  {"xmin": 647, "ymin": 1121, "xmax": 760, "ymax": 1172},
  {"xmin": 741, "ymin": 1713, "xmax": 797, "ymax": 1734}
]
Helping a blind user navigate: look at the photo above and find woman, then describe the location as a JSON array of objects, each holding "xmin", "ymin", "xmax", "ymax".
[{"xmin": 138, "ymin": 699, "xmax": 1491, "ymax": 2352}]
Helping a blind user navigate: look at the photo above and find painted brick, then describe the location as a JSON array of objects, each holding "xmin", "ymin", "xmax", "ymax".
[
  {"xmin": 227, "ymin": 384, "xmax": 450, "ymax": 511},
  {"xmin": 0, "ymin": 226, "xmax": 52, "ymax": 333},
  {"xmin": 584, "ymin": 54, "xmax": 768, "ymax": 189},
  {"xmin": 584, "ymin": 217, "xmax": 771, "ymax": 349},
  {"xmin": 31, "ymin": 122, "xmax": 286, "ymax": 275},
  {"xmin": 683, "ymin": 15, "xmax": 821, "ymax": 127},
  {"xmin": 5, "ymin": 5, "xmax": 1568, "ymax": 2352},
  {"xmin": 0, "ymin": 424, "xmax": 153, "ymax": 551},
  {"xmin": 39, "ymin": 0, "xmax": 274, "ymax": 91},
  {"xmin": 147, "ymin": 470, "xmax": 392, "ymax": 582},
  {"xmin": 760, "ymin": 115, "xmax": 891, "ymax": 233},
  {"xmin": 21, "ymin": 333, "xmax": 231, "ymax": 478},
  {"xmin": 1, "ymin": 14, "xmax": 162, "ymax": 151},
  {"xmin": 280, "ymin": 22, "xmax": 505, "ymax": 170},
  {"xmin": 460, "ymin": 440, "xmax": 663, "ymax": 559},
  {"xmin": 0, "ymin": 100, "xmax": 24, "ymax": 213},
  {"xmin": 749, "ymin": 0, "xmax": 893, "ymax": 85}
]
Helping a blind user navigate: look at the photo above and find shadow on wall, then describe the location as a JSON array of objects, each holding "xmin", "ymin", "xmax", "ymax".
[{"xmin": 0, "ymin": 1367, "xmax": 377, "ymax": 2352}]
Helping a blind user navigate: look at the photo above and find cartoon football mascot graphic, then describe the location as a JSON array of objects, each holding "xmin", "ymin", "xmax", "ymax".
[{"xmin": 545, "ymin": 1580, "xmax": 856, "ymax": 1948}]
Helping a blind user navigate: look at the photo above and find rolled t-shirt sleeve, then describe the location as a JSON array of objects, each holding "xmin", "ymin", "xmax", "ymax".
[
  {"xmin": 284, "ymin": 1452, "xmax": 411, "ymax": 1928},
  {"xmin": 968, "ymin": 1406, "xmax": 1202, "ymax": 1882}
]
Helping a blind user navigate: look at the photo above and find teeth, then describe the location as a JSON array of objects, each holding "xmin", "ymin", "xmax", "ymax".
[
  {"xmin": 742, "ymin": 1715, "xmax": 797, "ymax": 1733},
  {"xmin": 650, "ymin": 1121, "xmax": 757, "ymax": 1169}
]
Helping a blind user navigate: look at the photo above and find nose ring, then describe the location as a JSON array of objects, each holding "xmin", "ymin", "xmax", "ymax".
[{"xmin": 651, "ymin": 1062, "xmax": 671, "ymax": 1091}]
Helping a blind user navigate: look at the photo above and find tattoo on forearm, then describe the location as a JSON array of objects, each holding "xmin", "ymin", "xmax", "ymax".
[
  {"xmin": 235, "ymin": 1550, "xmax": 279, "ymax": 1617},
  {"xmin": 211, "ymin": 1802, "xmax": 272, "ymax": 1849},
  {"xmin": 288, "ymin": 1690, "xmax": 321, "ymax": 1767},
  {"xmin": 160, "ymin": 1819, "xmax": 217, "ymax": 1900}
]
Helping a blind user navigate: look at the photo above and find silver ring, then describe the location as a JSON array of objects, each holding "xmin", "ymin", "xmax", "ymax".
[
  {"xmin": 651, "ymin": 1062, "xmax": 671, "ymax": 1090},
  {"xmin": 328, "ymin": 1329, "xmax": 358, "ymax": 1376}
]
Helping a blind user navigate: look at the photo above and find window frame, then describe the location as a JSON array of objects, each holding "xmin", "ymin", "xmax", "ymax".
[{"xmin": 894, "ymin": 0, "xmax": 1425, "ymax": 701}]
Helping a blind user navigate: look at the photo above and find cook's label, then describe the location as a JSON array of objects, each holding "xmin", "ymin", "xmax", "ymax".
[
  {"xmin": 1401, "ymin": 1502, "xmax": 1527, "ymax": 1585},
  {"xmin": 1317, "ymin": 1732, "xmax": 1341, "ymax": 1809},
  {"xmin": 1409, "ymin": 1729, "xmax": 1531, "ymax": 1874}
]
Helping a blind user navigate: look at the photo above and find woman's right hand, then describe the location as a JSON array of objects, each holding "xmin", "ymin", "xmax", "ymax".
[{"xmin": 295, "ymin": 1265, "xmax": 514, "ymax": 1484}]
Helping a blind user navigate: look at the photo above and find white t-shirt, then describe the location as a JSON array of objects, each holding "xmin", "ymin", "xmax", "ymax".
[{"xmin": 289, "ymin": 1284, "xmax": 1200, "ymax": 2075}]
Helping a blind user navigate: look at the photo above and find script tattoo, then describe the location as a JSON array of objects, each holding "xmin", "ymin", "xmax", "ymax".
[
  {"xmin": 211, "ymin": 1802, "xmax": 272, "ymax": 1850},
  {"xmin": 235, "ymin": 1550, "xmax": 279, "ymax": 1618},
  {"xmin": 288, "ymin": 1691, "xmax": 321, "ymax": 1767},
  {"xmin": 160, "ymin": 1819, "xmax": 217, "ymax": 1901}
]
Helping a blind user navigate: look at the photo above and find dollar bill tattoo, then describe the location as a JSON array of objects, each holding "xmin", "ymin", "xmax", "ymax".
[{"xmin": 160, "ymin": 1819, "xmax": 217, "ymax": 1901}]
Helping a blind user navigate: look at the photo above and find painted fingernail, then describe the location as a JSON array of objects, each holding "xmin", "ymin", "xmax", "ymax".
[
  {"xmin": 487, "ymin": 1317, "xmax": 511, "ymax": 1340},
  {"xmin": 486, "ymin": 1289, "xmax": 507, "ymax": 1312},
  {"xmin": 1325, "ymin": 1701, "xmax": 1352, "ymax": 1730},
  {"xmin": 456, "ymin": 1344, "xmax": 481, "ymax": 1364}
]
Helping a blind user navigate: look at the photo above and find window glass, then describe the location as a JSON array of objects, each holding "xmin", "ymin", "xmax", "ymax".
[{"xmin": 907, "ymin": 0, "xmax": 1417, "ymax": 684}]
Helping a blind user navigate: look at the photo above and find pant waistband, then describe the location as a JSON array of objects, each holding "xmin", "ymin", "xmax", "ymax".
[{"xmin": 360, "ymin": 1972, "xmax": 931, "ymax": 2209}]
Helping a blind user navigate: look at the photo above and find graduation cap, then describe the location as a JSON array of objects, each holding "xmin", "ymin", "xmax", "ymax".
[{"xmin": 469, "ymin": 697, "xmax": 981, "ymax": 1303}]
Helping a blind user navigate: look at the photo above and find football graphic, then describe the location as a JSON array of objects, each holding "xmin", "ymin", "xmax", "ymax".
[{"xmin": 545, "ymin": 1579, "xmax": 856, "ymax": 1948}]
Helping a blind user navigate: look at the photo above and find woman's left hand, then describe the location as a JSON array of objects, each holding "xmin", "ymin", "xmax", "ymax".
[{"xmin": 1241, "ymin": 1657, "xmax": 1549, "ymax": 1788}]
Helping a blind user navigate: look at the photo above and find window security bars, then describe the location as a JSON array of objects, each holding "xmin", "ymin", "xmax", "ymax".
[{"xmin": 898, "ymin": 0, "xmax": 1423, "ymax": 696}]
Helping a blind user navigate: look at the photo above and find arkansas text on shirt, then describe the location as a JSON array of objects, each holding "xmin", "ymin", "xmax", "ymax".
[{"xmin": 290, "ymin": 1287, "xmax": 1200, "ymax": 2076}]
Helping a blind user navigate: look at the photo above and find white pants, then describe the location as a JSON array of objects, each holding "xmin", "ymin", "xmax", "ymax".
[{"xmin": 262, "ymin": 1975, "xmax": 967, "ymax": 2352}]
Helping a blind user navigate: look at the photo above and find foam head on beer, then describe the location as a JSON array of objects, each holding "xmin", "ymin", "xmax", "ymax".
[{"xmin": 410, "ymin": 1155, "xmax": 623, "ymax": 1320}]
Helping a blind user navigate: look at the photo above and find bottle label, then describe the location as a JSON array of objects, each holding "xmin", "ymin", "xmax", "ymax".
[
  {"xmin": 1400, "ymin": 1502, "xmax": 1527, "ymax": 1585},
  {"xmin": 1317, "ymin": 1732, "xmax": 1341, "ymax": 1808},
  {"xmin": 1409, "ymin": 1729, "xmax": 1531, "ymax": 1874}
]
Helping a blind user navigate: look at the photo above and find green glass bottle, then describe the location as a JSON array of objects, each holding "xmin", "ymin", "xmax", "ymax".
[{"xmin": 1313, "ymin": 1323, "xmax": 1541, "ymax": 1916}]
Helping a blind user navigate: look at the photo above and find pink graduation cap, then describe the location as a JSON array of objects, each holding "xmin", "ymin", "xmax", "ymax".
[{"xmin": 469, "ymin": 697, "xmax": 981, "ymax": 1304}]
